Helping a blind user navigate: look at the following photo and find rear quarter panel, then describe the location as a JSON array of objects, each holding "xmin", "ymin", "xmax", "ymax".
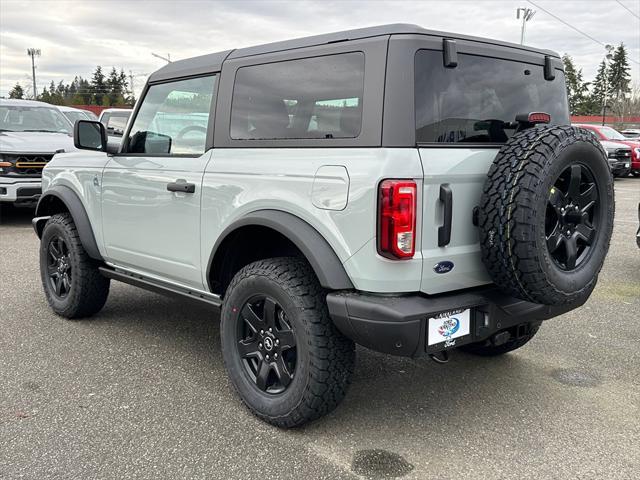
[{"xmin": 201, "ymin": 148, "xmax": 425, "ymax": 292}]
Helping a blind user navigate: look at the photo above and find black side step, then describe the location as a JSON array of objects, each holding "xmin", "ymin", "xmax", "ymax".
[{"xmin": 99, "ymin": 266, "xmax": 222, "ymax": 310}]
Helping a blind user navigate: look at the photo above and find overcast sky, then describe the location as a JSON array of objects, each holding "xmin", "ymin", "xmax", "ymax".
[{"xmin": 1, "ymin": 0, "xmax": 639, "ymax": 98}]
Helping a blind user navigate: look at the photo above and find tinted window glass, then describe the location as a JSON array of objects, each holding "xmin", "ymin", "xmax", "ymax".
[
  {"xmin": 231, "ymin": 53, "xmax": 364, "ymax": 140},
  {"xmin": 126, "ymin": 75, "xmax": 215, "ymax": 155},
  {"xmin": 415, "ymin": 50, "xmax": 569, "ymax": 143}
]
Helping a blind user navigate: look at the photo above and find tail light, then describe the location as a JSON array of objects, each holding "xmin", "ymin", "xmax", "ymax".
[{"xmin": 377, "ymin": 179, "xmax": 417, "ymax": 259}]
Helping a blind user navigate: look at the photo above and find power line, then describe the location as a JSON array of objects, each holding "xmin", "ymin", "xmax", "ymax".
[
  {"xmin": 615, "ymin": 0, "xmax": 640, "ymax": 20},
  {"xmin": 527, "ymin": 0, "xmax": 640, "ymax": 65}
]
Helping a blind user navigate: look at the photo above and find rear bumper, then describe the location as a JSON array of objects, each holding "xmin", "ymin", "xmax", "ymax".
[
  {"xmin": 327, "ymin": 288, "xmax": 585, "ymax": 357},
  {"xmin": 0, "ymin": 177, "xmax": 41, "ymax": 203}
]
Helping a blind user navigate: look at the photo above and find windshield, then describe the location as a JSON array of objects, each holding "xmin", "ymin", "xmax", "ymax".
[
  {"xmin": 62, "ymin": 111, "xmax": 89, "ymax": 124},
  {"xmin": 0, "ymin": 105, "xmax": 72, "ymax": 134},
  {"xmin": 598, "ymin": 126, "xmax": 626, "ymax": 140},
  {"xmin": 415, "ymin": 50, "xmax": 570, "ymax": 143}
]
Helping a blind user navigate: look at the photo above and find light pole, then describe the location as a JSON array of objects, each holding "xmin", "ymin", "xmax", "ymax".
[
  {"xmin": 602, "ymin": 44, "xmax": 614, "ymax": 126},
  {"xmin": 26, "ymin": 48, "xmax": 41, "ymax": 99},
  {"xmin": 151, "ymin": 52, "xmax": 171, "ymax": 63},
  {"xmin": 517, "ymin": 7, "xmax": 536, "ymax": 45}
]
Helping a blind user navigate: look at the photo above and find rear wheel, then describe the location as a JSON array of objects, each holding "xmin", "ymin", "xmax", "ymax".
[
  {"xmin": 220, "ymin": 257, "xmax": 355, "ymax": 428},
  {"xmin": 39, "ymin": 213, "xmax": 110, "ymax": 318}
]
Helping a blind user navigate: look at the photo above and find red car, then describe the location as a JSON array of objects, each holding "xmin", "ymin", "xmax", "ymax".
[{"xmin": 575, "ymin": 124, "xmax": 640, "ymax": 177}]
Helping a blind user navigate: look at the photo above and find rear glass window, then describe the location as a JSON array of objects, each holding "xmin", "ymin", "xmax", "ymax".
[
  {"xmin": 230, "ymin": 52, "xmax": 365, "ymax": 140},
  {"xmin": 415, "ymin": 50, "xmax": 569, "ymax": 144}
]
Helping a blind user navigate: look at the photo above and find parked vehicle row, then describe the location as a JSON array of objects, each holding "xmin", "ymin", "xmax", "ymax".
[
  {"xmin": 575, "ymin": 123, "xmax": 640, "ymax": 177},
  {"xmin": 33, "ymin": 24, "xmax": 615, "ymax": 427},
  {"xmin": 0, "ymin": 101, "xmax": 134, "ymax": 207},
  {"xmin": 0, "ymin": 99, "xmax": 77, "ymax": 205}
]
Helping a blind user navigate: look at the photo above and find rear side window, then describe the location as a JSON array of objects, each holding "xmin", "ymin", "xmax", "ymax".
[
  {"xmin": 230, "ymin": 52, "xmax": 365, "ymax": 140},
  {"xmin": 415, "ymin": 50, "xmax": 569, "ymax": 144}
]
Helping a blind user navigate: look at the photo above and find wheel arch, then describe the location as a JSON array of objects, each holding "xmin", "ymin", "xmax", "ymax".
[
  {"xmin": 206, "ymin": 210, "xmax": 354, "ymax": 296},
  {"xmin": 34, "ymin": 185, "xmax": 103, "ymax": 261}
]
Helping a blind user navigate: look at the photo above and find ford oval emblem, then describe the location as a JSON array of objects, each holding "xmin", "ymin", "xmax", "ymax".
[{"xmin": 433, "ymin": 261, "xmax": 454, "ymax": 274}]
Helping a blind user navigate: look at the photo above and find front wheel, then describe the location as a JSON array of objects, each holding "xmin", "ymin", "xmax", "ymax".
[
  {"xmin": 39, "ymin": 213, "xmax": 110, "ymax": 318},
  {"xmin": 220, "ymin": 257, "xmax": 355, "ymax": 428}
]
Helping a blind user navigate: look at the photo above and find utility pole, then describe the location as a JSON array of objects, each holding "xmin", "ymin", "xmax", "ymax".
[
  {"xmin": 516, "ymin": 7, "xmax": 536, "ymax": 45},
  {"xmin": 151, "ymin": 52, "xmax": 171, "ymax": 63},
  {"xmin": 601, "ymin": 44, "xmax": 614, "ymax": 126},
  {"xmin": 26, "ymin": 48, "xmax": 41, "ymax": 99}
]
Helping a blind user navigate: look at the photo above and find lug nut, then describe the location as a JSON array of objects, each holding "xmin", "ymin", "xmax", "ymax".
[
  {"xmin": 260, "ymin": 330, "xmax": 264, "ymax": 335},
  {"xmin": 274, "ymin": 353, "xmax": 278, "ymax": 359},
  {"xmin": 266, "ymin": 354, "xmax": 270, "ymax": 360},
  {"xmin": 275, "ymin": 339, "xmax": 279, "ymax": 346},
  {"xmin": 259, "ymin": 343, "xmax": 262, "ymax": 349},
  {"xmin": 269, "ymin": 328, "xmax": 273, "ymax": 333}
]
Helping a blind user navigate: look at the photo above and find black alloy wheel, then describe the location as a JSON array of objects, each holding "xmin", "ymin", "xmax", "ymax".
[
  {"xmin": 545, "ymin": 163, "xmax": 598, "ymax": 270},
  {"xmin": 236, "ymin": 295, "xmax": 297, "ymax": 395},
  {"xmin": 46, "ymin": 235, "xmax": 72, "ymax": 298}
]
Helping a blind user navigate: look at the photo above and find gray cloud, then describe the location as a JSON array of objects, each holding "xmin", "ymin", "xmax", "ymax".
[{"xmin": 1, "ymin": 0, "xmax": 638, "ymax": 97}]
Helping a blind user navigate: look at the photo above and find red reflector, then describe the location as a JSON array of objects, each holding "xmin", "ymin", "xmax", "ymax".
[
  {"xmin": 378, "ymin": 179, "xmax": 417, "ymax": 259},
  {"xmin": 528, "ymin": 112, "xmax": 551, "ymax": 124}
]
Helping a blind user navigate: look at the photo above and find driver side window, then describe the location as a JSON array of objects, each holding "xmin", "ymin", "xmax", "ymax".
[{"xmin": 125, "ymin": 75, "xmax": 216, "ymax": 155}]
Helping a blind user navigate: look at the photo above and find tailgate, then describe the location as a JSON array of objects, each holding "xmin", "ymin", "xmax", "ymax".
[{"xmin": 418, "ymin": 147, "xmax": 498, "ymax": 294}]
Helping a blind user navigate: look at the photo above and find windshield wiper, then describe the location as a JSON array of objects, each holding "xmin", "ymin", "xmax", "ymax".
[
  {"xmin": 0, "ymin": 129, "xmax": 14, "ymax": 132},
  {"xmin": 22, "ymin": 129, "xmax": 67, "ymax": 133}
]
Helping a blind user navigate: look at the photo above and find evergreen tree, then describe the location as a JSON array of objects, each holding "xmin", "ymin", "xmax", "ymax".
[
  {"xmin": 607, "ymin": 43, "xmax": 631, "ymax": 117},
  {"xmin": 562, "ymin": 54, "xmax": 589, "ymax": 114},
  {"xmin": 8, "ymin": 83, "xmax": 25, "ymax": 99},
  {"xmin": 589, "ymin": 60, "xmax": 609, "ymax": 115},
  {"xmin": 78, "ymin": 77, "xmax": 92, "ymax": 105},
  {"xmin": 91, "ymin": 66, "xmax": 106, "ymax": 105},
  {"xmin": 118, "ymin": 69, "xmax": 130, "ymax": 104}
]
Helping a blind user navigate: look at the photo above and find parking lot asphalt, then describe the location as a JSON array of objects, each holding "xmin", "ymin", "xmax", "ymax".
[{"xmin": 1, "ymin": 178, "xmax": 639, "ymax": 480}]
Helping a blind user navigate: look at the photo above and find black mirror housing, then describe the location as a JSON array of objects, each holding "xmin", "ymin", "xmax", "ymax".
[{"xmin": 74, "ymin": 120, "xmax": 107, "ymax": 152}]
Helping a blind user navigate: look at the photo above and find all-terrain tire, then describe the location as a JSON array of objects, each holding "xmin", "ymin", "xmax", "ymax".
[
  {"xmin": 461, "ymin": 323, "xmax": 541, "ymax": 356},
  {"xmin": 220, "ymin": 257, "xmax": 355, "ymax": 428},
  {"xmin": 479, "ymin": 125, "xmax": 614, "ymax": 306},
  {"xmin": 39, "ymin": 213, "xmax": 110, "ymax": 318}
]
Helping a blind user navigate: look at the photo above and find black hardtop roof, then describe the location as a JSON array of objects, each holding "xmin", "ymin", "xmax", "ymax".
[{"xmin": 148, "ymin": 23, "xmax": 559, "ymax": 82}]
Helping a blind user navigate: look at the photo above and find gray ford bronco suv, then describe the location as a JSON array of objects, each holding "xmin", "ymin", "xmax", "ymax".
[{"xmin": 33, "ymin": 24, "xmax": 614, "ymax": 427}]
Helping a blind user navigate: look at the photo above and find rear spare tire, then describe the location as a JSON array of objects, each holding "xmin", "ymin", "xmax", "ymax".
[{"xmin": 479, "ymin": 125, "xmax": 614, "ymax": 306}]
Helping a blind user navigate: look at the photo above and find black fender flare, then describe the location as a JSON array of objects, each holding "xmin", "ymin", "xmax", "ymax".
[
  {"xmin": 206, "ymin": 209, "xmax": 354, "ymax": 291},
  {"xmin": 34, "ymin": 185, "xmax": 103, "ymax": 261}
]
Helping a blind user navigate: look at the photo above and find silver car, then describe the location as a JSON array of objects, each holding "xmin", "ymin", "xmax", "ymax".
[{"xmin": 0, "ymin": 99, "xmax": 76, "ymax": 205}]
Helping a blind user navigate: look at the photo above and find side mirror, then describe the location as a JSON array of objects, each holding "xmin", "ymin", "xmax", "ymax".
[{"xmin": 74, "ymin": 120, "xmax": 107, "ymax": 152}]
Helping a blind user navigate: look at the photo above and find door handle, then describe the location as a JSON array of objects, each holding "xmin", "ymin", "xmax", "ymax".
[
  {"xmin": 167, "ymin": 180, "xmax": 195, "ymax": 194},
  {"xmin": 438, "ymin": 184, "xmax": 452, "ymax": 247}
]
